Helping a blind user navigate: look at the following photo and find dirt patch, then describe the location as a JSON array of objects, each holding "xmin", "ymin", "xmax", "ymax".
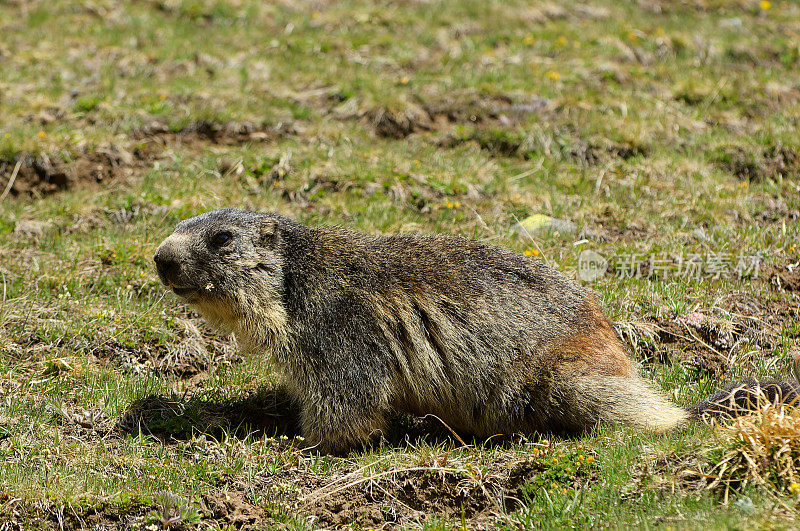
[
  {"xmin": 358, "ymin": 92, "xmax": 647, "ymax": 164},
  {"xmin": 133, "ymin": 119, "xmax": 296, "ymax": 148},
  {"xmin": 0, "ymin": 498, "xmax": 151, "ymax": 531},
  {"xmin": 468, "ymin": 126, "xmax": 646, "ymax": 163},
  {"xmin": 0, "ymin": 120, "xmax": 295, "ymax": 198},
  {"xmin": 203, "ymin": 491, "xmax": 270, "ymax": 530},
  {"xmin": 300, "ymin": 450, "xmax": 589, "ymax": 529},
  {"xmin": 751, "ymin": 195, "xmax": 800, "ymax": 224},
  {"xmin": 715, "ymin": 143, "xmax": 800, "ymax": 182},
  {"xmin": 658, "ymin": 320, "xmax": 731, "ymax": 378},
  {"xmin": 765, "ymin": 262, "xmax": 800, "ymax": 292},
  {"xmin": 307, "ymin": 468, "xmax": 505, "ymax": 527},
  {"xmin": 368, "ymin": 103, "xmax": 433, "ymax": 139},
  {"xmin": 358, "ymin": 92, "xmax": 550, "ymax": 140},
  {"xmin": 76, "ymin": 320, "xmax": 240, "ymax": 383},
  {"xmin": 0, "ymin": 147, "xmax": 153, "ymax": 198},
  {"xmin": 618, "ymin": 302, "xmax": 787, "ymax": 378}
]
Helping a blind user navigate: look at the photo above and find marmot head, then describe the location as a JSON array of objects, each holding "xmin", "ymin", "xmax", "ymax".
[{"xmin": 153, "ymin": 208, "xmax": 284, "ymax": 304}]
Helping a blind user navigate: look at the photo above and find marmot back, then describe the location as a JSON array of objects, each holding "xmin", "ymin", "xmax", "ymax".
[{"xmin": 154, "ymin": 208, "xmax": 800, "ymax": 453}]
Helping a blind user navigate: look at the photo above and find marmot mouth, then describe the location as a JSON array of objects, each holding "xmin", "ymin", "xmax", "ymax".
[{"xmin": 170, "ymin": 285, "xmax": 198, "ymax": 297}]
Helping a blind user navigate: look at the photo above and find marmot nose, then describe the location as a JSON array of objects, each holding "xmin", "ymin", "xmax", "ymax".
[{"xmin": 153, "ymin": 246, "xmax": 180, "ymax": 279}]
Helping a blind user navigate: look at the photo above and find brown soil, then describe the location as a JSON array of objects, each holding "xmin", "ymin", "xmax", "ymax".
[
  {"xmin": 307, "ymin": 468, "xmax": 507, "ymax": 528},
  {"xmin": 656, "ymin": 320, "xmax": 731, "ymax": 378},
  {"xmin": 766, "ymin": 263, "xmax": 800, "ymax": 292},
  {"xmin": 202, "ymin": 491, "xmax": 270, "ymax": 530},
  {"xmin": 0, "ymin": 148, "xmax": 152, "ymax": 198},
  {"xmin": 358, "ymin": 92, "xmax": 647, "ymax": 165},
  {"xmin": 77, "ymin": 320, "xmax": 240, "ymax": 383},
  {"xmin": 299, "ymin": 454, "xmax": 571, "ymax": 529},
  {"xmin": 0, "ymin": 498, "xmax": 151, "ymax": 531},
  {"xmin": 751, "ymin": 195, "xmax": 800, "ymax": 224},
  {"xmin": 716, "ymin": 143, "xmax": 800, "ymax": 182},
  {"xmin": 0, "ymin": 120, "xmax": 294, "ymax": 198},
  {"xmin": 132, "ymin": 119, "xmax": 295, "ymax": 148},
  {"xmin": 363, "ymin": 92, "xmax": 550, "ymax": 139},
  {"xmin": 618, "ymin": 292, "xmax": 796, "ymax": 378}
]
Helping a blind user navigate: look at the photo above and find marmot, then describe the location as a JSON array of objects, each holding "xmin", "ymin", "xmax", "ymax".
[{"xmin": 153, "ymin": 208, "xmax": 799, "ymax": 453}]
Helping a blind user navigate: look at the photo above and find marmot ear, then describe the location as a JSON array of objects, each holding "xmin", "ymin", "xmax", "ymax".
[{"xmin": 259, "ymin": 218, "xmax": 279, "ymax": 247}]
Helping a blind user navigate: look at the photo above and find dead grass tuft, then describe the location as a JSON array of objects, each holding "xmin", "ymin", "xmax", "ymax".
[{"xmin": 704, "ymin": 395, "xmax": 800, "ymax": 501}]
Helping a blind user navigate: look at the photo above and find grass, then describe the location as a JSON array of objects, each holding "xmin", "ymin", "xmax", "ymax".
[{"xmin": 0, "ymin": 0, "xmax": 799, "ymax": 528}]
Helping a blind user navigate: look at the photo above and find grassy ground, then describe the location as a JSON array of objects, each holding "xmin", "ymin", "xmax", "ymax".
[{"xmin": 1, "ymin": 0, "xmax": 799, "ymax": 528}]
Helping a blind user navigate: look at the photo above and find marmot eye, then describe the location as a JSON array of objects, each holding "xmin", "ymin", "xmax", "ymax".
[{"xmin": 211, "ymin": 231, "xmax": 233, "ymax": 246}]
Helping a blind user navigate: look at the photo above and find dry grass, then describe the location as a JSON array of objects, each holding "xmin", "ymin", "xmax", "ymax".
[{"xmin": 704, "ymin": 395, "xmax": 800, "ymax": 503}]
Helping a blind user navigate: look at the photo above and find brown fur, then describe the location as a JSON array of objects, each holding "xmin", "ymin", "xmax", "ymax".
[{"xmin": 153, "ymin": 209, "xmax": 796, "ymax": 453}]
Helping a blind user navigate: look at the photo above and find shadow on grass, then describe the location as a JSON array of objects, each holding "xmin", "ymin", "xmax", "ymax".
[
  {"xmin": 116, "ymin": 385, "xmax": 553, "ymax": 451},
  {"xmin": 117, "ymin": 386, "xmax": 301, "ymax": 440}
]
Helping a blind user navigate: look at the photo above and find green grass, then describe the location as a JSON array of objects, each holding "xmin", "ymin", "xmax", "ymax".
[{"xmin": 1, "ymin": 0, "xmax": 799, "ymax": 528}]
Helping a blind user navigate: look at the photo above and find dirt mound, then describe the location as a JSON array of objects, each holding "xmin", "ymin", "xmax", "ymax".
[
  {"xmin": 306, "ymin": 468, "xmax": 507, "ymax": 527},
  {"xmin": 0, "ymin": 120, "xmax": 296, "ymax": 198},
  {"xmin": 63, "ymin": 317, "xmax": 241, "ymax": 383},
  {"xmin": 203, "ymin": 491, "xmax": 269, "ymax": 530},
  {"xmin": 0, "ymin": 498, "xmax": 151, "ymax": 530},
  {"xmin": 715, "ymin": 143, "xmax": 800, "ymax": 182},
  {"xmin": 767, "ymin": 263, "xmax": 800, "ymax": 292},
  {"xmin": 0, "ymin": 147, "xmax": 152, "ymax": 198},
  {"xmin": 302, "ymin": 449, "xmax": 593, "ymax": 528},
  {"xmin": 133, "ymin": 119, "xmax": 295, "ymax": 147},
  {"xmin": 618, "ymin": 302, "xmax": 786, "ymax": 378},
  {"xmin": 363, "ymin": 92, "xmax": 550, "ymax": 139}
]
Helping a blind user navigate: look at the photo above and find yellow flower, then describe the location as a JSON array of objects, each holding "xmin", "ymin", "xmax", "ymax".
[
  {"xmin": 789, "ymin": 245, "xmax": 796, "ymax": 253},
  {"xmin": 399, "ymin": 76, "xmax": 410, "ymax": 85},
  {"xmin": 555, "ymin": 36, "xmax": 567, "ymax": 46},
  {"xmin": 577, "ymin": 454, "xmax": 584, "ymax": 461},
  {"xmin": 586, "ymin": 456, "xmax": 594, "ymax": 463},
  {"xmin": 532, "ymin": 448, "xmax": 540, "ymax": 455},
  {"xmin": 546, "ymin": 71, "xmax": 561, "ymax": 81},
  {"xmin": 789, "ymin": 482, "xmax": 799, "ymax": 494},
  {"xmin": 311, "ymin": 10, "xmax": 321, "ymax": 19},
  {"xmin": 524, "ymin": 250, "xmax": 532, "ymax": 256},
  {"xmin": 38, "ymin": 131, "xmax": 46, "ymax": 138},
  {"xmin": 759, "ymin": 0, "xmax": 771, "ymax": 10},
  {"xmin": 447, "ymin": 201, "xmax": 454, "ymax": 209},
  {"xmin": 523, "ymin": 35, "xmax": 535, "ymax": 45}
]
